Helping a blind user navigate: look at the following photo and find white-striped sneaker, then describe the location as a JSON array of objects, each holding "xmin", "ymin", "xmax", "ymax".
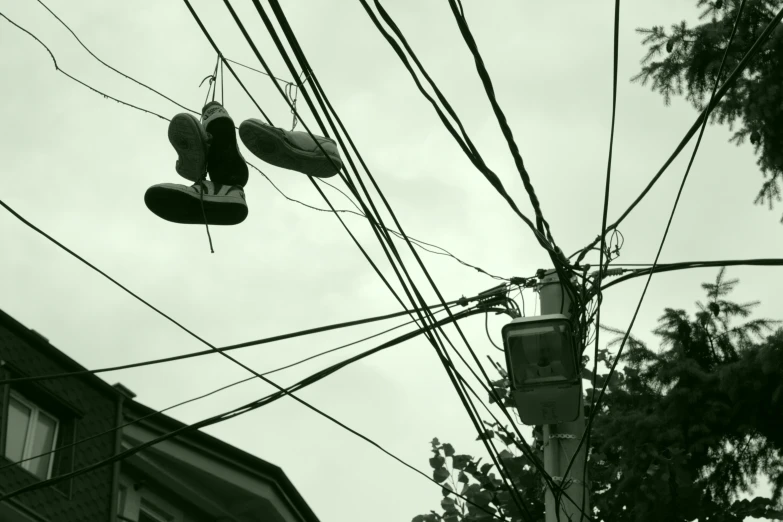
[
  {"xmin": 168, "ymin": 113, "xmax": 210, "ymax": 182},
  {"xmin": 239, "ymin": 119, "xmax": 342, "ymax": 178},
  {"xmin": 144, "ymin": 180, "xmax": 247, "ymax": 225},
  {"xmin": 202, "ymin": 102, "xmax": 248, "ymax": 187}
]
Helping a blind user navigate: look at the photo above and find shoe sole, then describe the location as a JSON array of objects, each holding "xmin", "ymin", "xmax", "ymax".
[
  {"xmin": 168, "ymin": 114, "xmax": 208, "ymax": 182},
  {"xmin": 239, "ymin": 120, "xmax": 342, "ymax": 178},
  {"xmin": 206, "ymin": 118, "xmax": 249, "ymax": 187},
  {"xmin": 144, "ymin": 185, "xmax": 247, "ymax": 225}
]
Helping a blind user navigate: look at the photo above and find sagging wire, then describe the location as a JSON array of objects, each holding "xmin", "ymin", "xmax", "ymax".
[
  {"xmin": 0, "ymin": 11, "xmax": 510, "ymax": 283},
  {"xmin": 560, "ymin": 2, "xmax": 751, "ymax": 510},
  {"xmin": 240, "ymin": 6, "xmax": 533, "ymax": 514},
  {"xmin": 570, "ymin": 3, "xmax": 783, "ymax": 267}
]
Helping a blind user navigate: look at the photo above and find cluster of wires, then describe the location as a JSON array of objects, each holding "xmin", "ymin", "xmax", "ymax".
[
  {"xmin": 11, "ymin": 0, "xmax": 782, "ymax": 519},
  {"xmin": 0, "ymin": 1, "xmax": 591, "ymax": 520},
  {"xmin": 0, "ymin": 3, "xmax": 507, "ymax": 283},
  {"xmin": 186, "ymin": 0, "xmax": 597, "ymax": 519}
]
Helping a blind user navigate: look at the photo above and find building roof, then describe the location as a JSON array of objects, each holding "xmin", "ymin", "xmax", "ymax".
[
  {"xmin": 120, "ymin": 392, "xmax": 321, "ymax": 522},
  {"xmin": 0, "ymin": 308, "xmax": 320, "ymax": 522}
]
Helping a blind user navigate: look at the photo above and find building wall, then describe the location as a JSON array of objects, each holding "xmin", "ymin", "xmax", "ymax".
[{"xmin": 0, "ymin": 323, "xmax": 120, "ymax": 522}]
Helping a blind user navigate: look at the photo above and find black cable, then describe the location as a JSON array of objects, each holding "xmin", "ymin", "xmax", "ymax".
[
  {"xmin": 562, "ymin": 1, "xmax": 749, "ymax": 497},
  {"xmin": 33, "ymin": 0, "xmax": 200, "ymax": 115},
  {"xmin": 261, "ymin": 4, "xmax": 582, "ymax": 516},
  {"xmin": 574, "ymin": 3, "xmax": 783, "ymax": 266},
  {"xmin": 359, "ymin": 0, "xmax": 555, "ymax": 257},
  {"xmin": 446, "ymin": 0, "xmax": 555, "ymax": 244},
  {"xmin": 2, "ymin": 10, "xmax": 504, "ymax": 284},
  {"xmin": 600, "ymin": 259, "xmax": 783, "ymax": 292},
  {"xmin": 180, "ymin": 0, "xmax": 273, "ymax": 125},
  {"xmin": 0, "ymin": 308, "xmax": 508, "ymax": 522},
  {"xmin": 0, "ymin": 305, "xmax": 454, "ymax": 476},
  {"xmin": 253, "ymin": 2, "xmax": 534, "ymax": 515},
  {"xmin": 0, "ymin": 243, "xmax": 470, "ymax": 386},
  {"xmin": 189, "ymin": 2, "xmax": 580, "ymax": 515},
  {"xmin": 485, "ymin": 312, "xmax": 503, "ymax": 352},
  {"xmin": 564, "ymin": 3, "xmax": 620, "ymax": 521},
  {"xmin": 0, "ymin": 12, "xmax": 171, "ymax": 123}
]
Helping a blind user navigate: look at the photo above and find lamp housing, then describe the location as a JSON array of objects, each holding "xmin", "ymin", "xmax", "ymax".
[{"xmin": 501, "ymin": 314, "xmax": 582, "ymax": 425}]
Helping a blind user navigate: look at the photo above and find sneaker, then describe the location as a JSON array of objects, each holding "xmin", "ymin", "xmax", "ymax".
[
  {"xmin": 239, "ymin": 119, "xmax": 342, "ymax": 178},
  {"xmin": 144, "ymin": 180, "xmax": 247, "ymax": 225},
  {"xmin": 202, "ymin": 102, "xmax": 248, "ymax": 187},
  {"xmin": 168, "ymin": 113, "xmax": 210, "ymax": 182}
]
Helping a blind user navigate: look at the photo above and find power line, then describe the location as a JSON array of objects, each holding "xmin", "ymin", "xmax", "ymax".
[
  {"xmin": 562, "ymin": 1, "xmax": 749, "ymax": 499},
  {"xmin": 600, "ymin": 258, "xmax": 783, "ymax": 292},
  {"xmin": 569, "ymin": 2, "xmax": 621, "ymax": 520},
  {"xmin": 0, "ymin": 304, "xmax": 454, "ymax": 476},
  {"xmin": 0, "ymin": 9, "xmax": 508, "ymax": 284},
  {"xmin": 358, "ymin": 0, "xmax": 556, "ymax": 260},
  {"xmin": 0, "ymin": 308, "xmax": 508, "ymax": 522},
  {"xmin": 1, "ymin": 155, "xmax": 517, "ymax": 516},
  {"xmin": 446, "ymin": 0, "xmax": 555, "ymax": 245},
  {"xmin": 0, "ymin": 299, "xmax": 466, "ymax": 386},
  {"xmin": 255, "ymin": 2, "xmax": 592, "ymax": 517},
  {"xmin": 365, "ymin": 0, "xmax": 579, "ymax": 311},
  {"xmin": 574, "ymin": 3, "xmax": 783, "ymax": 266},
  {"xmin": 236, "ymin": 1, "xmax": 536, "ymax": 516}
]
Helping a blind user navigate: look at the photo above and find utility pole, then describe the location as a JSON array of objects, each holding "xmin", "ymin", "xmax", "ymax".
[{"xmin": 538, "ymin": 269, "xmax": 589, "ymax": 522}]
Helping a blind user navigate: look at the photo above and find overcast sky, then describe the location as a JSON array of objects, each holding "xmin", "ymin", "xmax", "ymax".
[{"xmin": 2, "ymin": 1, "xmax": 782, "ymax": 521}]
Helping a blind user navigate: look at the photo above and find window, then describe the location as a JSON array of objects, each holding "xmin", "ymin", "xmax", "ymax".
[
  {"xmin": 4, "ymin": 390, "xmax": 59, "ymax": 479},
  {"xmin": 138, "ymin": 499, "xmax": 174, "ymax": 522}
]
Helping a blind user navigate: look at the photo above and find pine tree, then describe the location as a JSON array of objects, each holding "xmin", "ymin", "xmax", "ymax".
[
  {"xmin": 415, "ymin": 270, "xmax": 783, "ymax": 522},
  {"xmin": 631, "ymin": 0, "xmax": 783, "ymax": 220}
]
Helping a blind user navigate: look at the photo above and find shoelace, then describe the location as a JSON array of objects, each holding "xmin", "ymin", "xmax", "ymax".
[
  {"xmin": 196, "ymin": 127, "xmax": 215, "ymax": 254},
  {"xmin": 196, "ymin": 176, "xmax": 214, "ymax": 254}
]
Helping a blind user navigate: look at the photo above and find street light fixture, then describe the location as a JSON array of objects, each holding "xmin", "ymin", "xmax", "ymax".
[{"xmin": 501, "ymin": 313, "xmax": 581, "ymax": 425}]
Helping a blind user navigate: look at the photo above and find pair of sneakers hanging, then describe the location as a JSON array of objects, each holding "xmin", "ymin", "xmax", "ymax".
[{"xmin": 145, "ymin": 101, "xmax": 343, "ymax": 226}]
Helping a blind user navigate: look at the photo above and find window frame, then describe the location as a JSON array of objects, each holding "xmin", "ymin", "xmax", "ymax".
[{"xmin": 6, "ymin": 389, "xmax": 60, "ymax": 480}]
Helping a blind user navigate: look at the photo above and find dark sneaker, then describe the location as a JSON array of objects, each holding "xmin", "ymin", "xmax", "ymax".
[
  {"xmin": 239, "ymin": 119, "xmax": 342, "ymax": 178},
  {"xmin": 144, "ymin": 180, "xmax": 247, "ymax": 225},
  {"xmin": 168, "ymin": 113, "xmax": 210, "ymax": 182},
  {"xmin": 202, "ymin": 102, "xmax": 248, "ymax": 187}
]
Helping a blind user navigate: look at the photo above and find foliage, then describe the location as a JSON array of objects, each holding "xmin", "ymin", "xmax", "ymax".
[
  {"xmin": 631, "ymin": 0, "xmax": 783, "ymax": 220},
  {"xmin": 413, "ymin": 269, "xmax": 783, "ymax": 521}
]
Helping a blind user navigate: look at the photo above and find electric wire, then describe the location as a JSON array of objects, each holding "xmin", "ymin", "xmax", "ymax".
[
  {"xmin": 0, "ymin": 11, "xmax": 506, "ymax": 284},
  {"xmin": 260, "ymin": 11, "xmax": 539, "ymax": 520},
  {"xmin": 32, "ymin": 0, "xmax": 200, "ymax": 115},
  {"xmin": 6, "ymin": 4, "xmax": 577, "ymax": 515},
  {"xmin": 256, "ymin": 2, "xmax": 589, "ymax": 516},
  {"xmin": 358, "ymin": 0, "xmax": 557, "ymax": 259},
  {"xmin": 0, "ymin": 304, "xmax": 453, "ymax": 477},
  {"xmin": 0, "ymin": 308, "xmax": 508, "ymax": 521},
  {"xmin": 600, "ymin": 258, "xmax": 783, "ymax": 292},
  {"xmin": 0, "ymin": 127, "xmax": 492, "ymax": 431},
  {"xmin": 186, "ymin": 7, "xmax": 530, "ymax": 519},
  {"xmin": 566, "ymin": 3, "xmax": 621, "ymax": 521},
  {"xmin": 187, "ymin": 0, "xmax": 443, "ymax": 356},
  {"xmin": 446, "ymin": 0, "xmax": 555, "ymax": 245},
  {"xmin": 238, "ymin": 2, "xmax": 536, "ymax": 515},
  {"xmin": 0, "ymin": 12, "xmax": 170, "ymax": 123},
  {"xmin": 365, "ymin": 0, "xmax": 579, "ymax": 309},
  {"xmin": 562, "ymin": 1, "xmax": 749, "ymax": 498},
  {"xmin": 574, "ymin": 3, "xmax": 783, "ymax": 266},
  {"xmin": 0, "ymin": 299, "xmax": 464, "ymax": 386}
]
